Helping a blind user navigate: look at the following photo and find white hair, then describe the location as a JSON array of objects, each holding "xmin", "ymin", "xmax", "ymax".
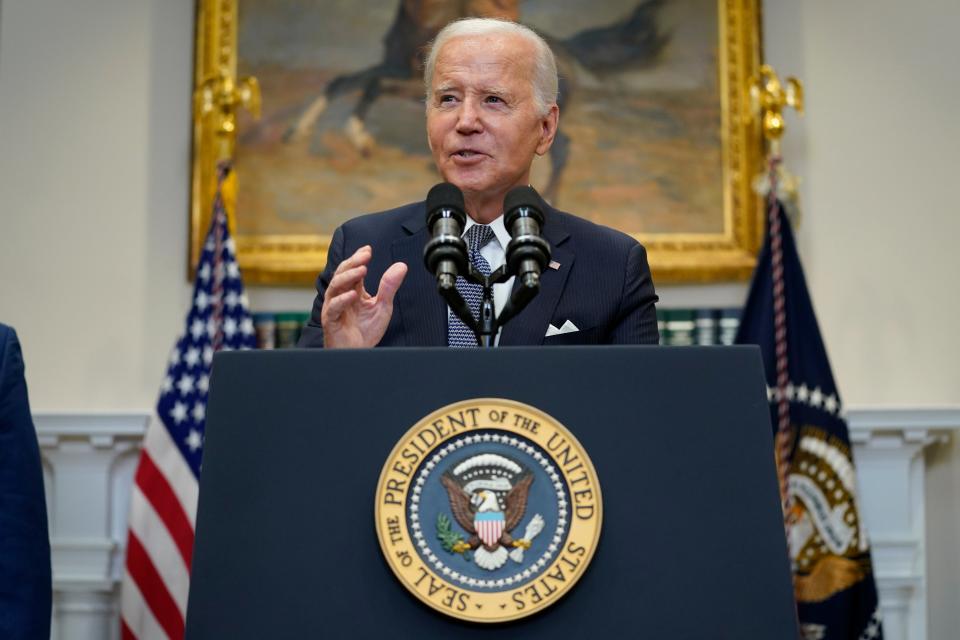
[{"xmin": 423, "ymin": 18, "xmax": 558, "ymax": 116}]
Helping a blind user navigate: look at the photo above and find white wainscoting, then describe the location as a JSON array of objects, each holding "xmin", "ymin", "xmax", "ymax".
[
  {"xmin": 36, "ymin": 412, "xmax": 148, "ymax": 640},
  {"xmin": 846, "ymin": 408, "xmax": 960, "ymax": 640},
  {"xmin": 34, "ymin": 408, "xmax": 959, "ymax": 639}
]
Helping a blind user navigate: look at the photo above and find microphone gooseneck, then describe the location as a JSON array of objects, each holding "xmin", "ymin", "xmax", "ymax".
[
  {"xmin": 503, "ymin": 186, "xmax": 551, "ymax": 290},
  {"xmin": 423, "ymin": 182, "xmax": 468, "ymax": 290}
]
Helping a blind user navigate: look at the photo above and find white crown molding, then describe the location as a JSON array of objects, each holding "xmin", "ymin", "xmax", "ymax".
[
  {"xmin": 33, "ymin": 411, "xmax": 150, "ymax": 447},
  {"xmin": 31, "ymin": 407, "xmax": 959, "ymax": 431},
  {"xmin": 846, "ymin": 406, "xmax": 960, "ymax": 430},
  {"xmin": 33, "ymin": 410, "xmax": 150, "ymax": 434},
  {"xmin": 845, "ymin": 407, "xmax": 959, "ymax": 449}
]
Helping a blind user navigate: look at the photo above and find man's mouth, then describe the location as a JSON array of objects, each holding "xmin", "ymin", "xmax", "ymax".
[{"xmin": 454, "ymin": 149, "xmax": 484, "ymax": 158}]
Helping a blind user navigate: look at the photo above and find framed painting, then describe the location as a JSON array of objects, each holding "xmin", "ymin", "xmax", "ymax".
[{"xmin": 190, "ymin": 0, "xmax": 764, "ymax": 284}]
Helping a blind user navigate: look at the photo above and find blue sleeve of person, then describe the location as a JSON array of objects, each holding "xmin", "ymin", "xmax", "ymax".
[{"xmin": 0, "ymin": 323, "xmax": 52, "ymax": 640}]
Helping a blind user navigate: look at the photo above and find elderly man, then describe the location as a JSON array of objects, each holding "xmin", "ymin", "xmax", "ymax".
[{"xmin": 298, "ymin": 18, "xmax": 658, "ymax": 348}]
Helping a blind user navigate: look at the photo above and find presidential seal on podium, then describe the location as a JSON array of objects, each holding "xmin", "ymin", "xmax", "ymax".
[{"xmin": 375, "ymin": 398, "xmax": 602, "ymax": 623}]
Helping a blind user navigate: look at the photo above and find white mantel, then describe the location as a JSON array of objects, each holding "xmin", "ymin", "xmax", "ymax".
[
  {"xmin": 34, "ymin": 407, "xmax": 959, "ymax": 640},
  {"xmin": 36, "ymin": 412, "xmax": 149, "ymax": 640},
  {"xmin": 845, "ymin": 408, "xmax": 959, "ymax": 640}
]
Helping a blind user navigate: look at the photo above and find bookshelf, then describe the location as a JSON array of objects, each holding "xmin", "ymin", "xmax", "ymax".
[{"xmin": 249, "ymin": 307, "xmax": 743, "ymax": 348}]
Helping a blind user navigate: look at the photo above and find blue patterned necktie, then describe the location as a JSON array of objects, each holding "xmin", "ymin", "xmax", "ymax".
[{"xmin": 447, "ymin": 224, "xmax": 496, "ymax": 347}]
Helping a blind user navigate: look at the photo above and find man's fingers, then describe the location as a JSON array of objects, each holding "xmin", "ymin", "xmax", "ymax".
[
  {"xmin": 333, "ymin": 245, "xmax": 373, "ymax": 276},
  {"xmin": 375, "ymin": 262, "xmax": 408, "ymax": 307},
  {"xmin": 326, "ymin": 264, "xmax": 367, "ymax": 297},
  {"xmin": 322, "ymin": 289, "xmax": 359, "ymax": 322}
]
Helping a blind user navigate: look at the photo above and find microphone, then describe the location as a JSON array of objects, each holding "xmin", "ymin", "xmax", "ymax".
[
  {"xmin": 423, "ymin": 183, "xmax": 468, "ymax": 291},
  {"xmin": 504, "ymin": 186, "xmax": 551, "ymax": 289}
]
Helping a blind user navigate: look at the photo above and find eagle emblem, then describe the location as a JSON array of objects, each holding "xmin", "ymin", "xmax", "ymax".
[
  {"xmin": 376, "ymin": 400, "xmax": 602, "ymax": 622},
  {"xmin": 438, "ymin": 453, "xmax": 544, "ymax": 571}
]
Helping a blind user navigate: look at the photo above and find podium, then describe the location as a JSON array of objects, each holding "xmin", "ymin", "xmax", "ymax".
[{"xmin": 185, "ymin": 346, "xmax": 798, "ymax": 638}]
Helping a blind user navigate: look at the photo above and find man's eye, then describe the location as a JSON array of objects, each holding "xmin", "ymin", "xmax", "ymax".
[
  {"xmin": 439, "ymin": 95, "xmax": 457, "ymax": 103},
  {"xmin": 485, "ymin": 96, "xmax": 503, "ymax": 104}
]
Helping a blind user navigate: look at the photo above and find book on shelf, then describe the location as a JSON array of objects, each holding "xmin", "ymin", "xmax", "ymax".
[
  {"xmin": 252, "ymin": 312, "xmax": 310, "ymax": 349},
  {"xmin": 251, "ymin": 308, "xmax": 742, "ymax": 349},
  {"xmin": 657, "ymin": 307, "xmax": 741, "ymax": 346}
]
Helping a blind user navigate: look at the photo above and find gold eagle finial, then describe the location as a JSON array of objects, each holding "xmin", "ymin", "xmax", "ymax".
[
  {"xmin": 196, "ymin": 66, "xmax": 261, "ymax": 160},
  {"xmin": 750, "ymin": 64, "xmax": 804, "ymax": 145}
]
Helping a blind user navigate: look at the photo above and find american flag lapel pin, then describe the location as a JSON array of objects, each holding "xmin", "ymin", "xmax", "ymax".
[{"xmin": 548, "ymin": 260, "xmax": 561, "ymax": 270}]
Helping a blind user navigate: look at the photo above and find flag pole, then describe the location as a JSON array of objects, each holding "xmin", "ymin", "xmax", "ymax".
[
  {"xmin": 195, "ymin": 61, "xmax": 261, "ymax": 240},
  {"xmin": 121, "ymin": 66, "xmax": 259, "ymax": 636},
  {"xmin": 751, "ymin": 64, "xmax": 804, "ymax": 226}
]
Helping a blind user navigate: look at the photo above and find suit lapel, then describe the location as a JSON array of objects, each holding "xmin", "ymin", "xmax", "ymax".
[
  {"xmin": 499, "ymin": 208, "xmax": 573, "ymax": 346},
  {"xmin": 393, "ymin": 211, "xmax": 446, "ymax": 346}
]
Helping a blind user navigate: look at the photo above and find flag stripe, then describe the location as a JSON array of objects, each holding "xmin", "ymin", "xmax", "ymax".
[
  {"xmin": 121, "ymin": 569, "xmax": 167, "ymax": 640},
  {"xmin": 135, "ymin": 451, "xmax": 194, "ymax": 568},
  {"xmin": 476, "ymin": 519, "xmax": 503, "ymax": 546},
  {"xmin": 144, "ymin": 416, "xmax": 199, "ymax": 525},
  {"xmin": 128, "ymin": 485, "xmax": 191, "ymax": 615},
  {"xmin": 124, "ymin": 532, "xmax": 184, "ymax": 640}
]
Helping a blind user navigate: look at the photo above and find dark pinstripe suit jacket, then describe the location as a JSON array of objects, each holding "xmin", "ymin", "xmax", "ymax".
[{"xmin": 298, "ymin": 201, "xmax": 659, "ymax": 347}]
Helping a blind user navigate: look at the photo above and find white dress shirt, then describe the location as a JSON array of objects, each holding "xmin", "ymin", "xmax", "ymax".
[
  {"xmin": 462, "ymin": 215, "xmax": 515, "ymax": 315},
  {"xmin": 447, "ymin": 216, "xmax": 515, "ymax": 344}
]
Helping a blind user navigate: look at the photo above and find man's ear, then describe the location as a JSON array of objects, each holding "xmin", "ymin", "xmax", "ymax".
[{"xmin": 535, "ymin": 105, "xmax": 560, "ymax": 156}]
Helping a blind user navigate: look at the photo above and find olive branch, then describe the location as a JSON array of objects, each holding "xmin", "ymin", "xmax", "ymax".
[{"xmin": 437, "ymin": 513, "xmax": 470, "ymax": 560}]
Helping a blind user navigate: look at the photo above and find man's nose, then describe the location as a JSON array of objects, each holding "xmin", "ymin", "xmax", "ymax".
[{"xmin": 455, "ymin": 98, "xmax": 483, "ymax": 134}]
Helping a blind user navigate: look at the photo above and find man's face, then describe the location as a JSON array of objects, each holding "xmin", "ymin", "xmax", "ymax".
[{"xmin": 426, "ymin": 34, "xmax": 558, "ymax": 209}]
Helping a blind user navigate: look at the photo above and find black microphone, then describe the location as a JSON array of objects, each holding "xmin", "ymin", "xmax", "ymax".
[
  {"xmin": 423, "ymin": 183, "xmax": 468, "ymax": 291},
  {"xmin": 504, "ymin": 186, "xmax": 551, "ymax": 289}
]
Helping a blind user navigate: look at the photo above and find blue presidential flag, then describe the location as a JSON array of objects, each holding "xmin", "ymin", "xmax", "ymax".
[{"xmin": 736, "ymin": 185, "xmax": 883, "ymax": 640}]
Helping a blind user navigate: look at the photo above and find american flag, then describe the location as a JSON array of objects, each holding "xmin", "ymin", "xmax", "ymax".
[{"xmin": 120, "ymin": 164, "xmax": 256, "ymax": 639}]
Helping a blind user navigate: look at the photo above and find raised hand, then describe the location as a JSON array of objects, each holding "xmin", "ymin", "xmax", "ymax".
[{"xmin": 321, "ymin": 245, "xmax": 408, "ymax": 348}]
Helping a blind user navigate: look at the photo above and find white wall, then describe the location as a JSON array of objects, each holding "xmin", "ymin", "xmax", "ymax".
[
  {"xmin": 0, "ymin": 0, "xmax": 194, "ymax": 410},
  {"xmin": 761, "ymin": 1, "xmax": 960, "ymax": 635},
  {"xmin": 0, "ymin": 0, "xmax": 957, "ymax": 634},
  {"xmin": 764, "ymin": 0, "xmax": 960, "ymax": 407},
  {"xmin": 4, "ymin": 0, "xmax": 955, "ymax": 410}
]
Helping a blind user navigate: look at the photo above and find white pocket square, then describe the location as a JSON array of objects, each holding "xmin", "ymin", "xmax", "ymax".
[{"xmin": 545, "ymin": 320, "xmax": 580, "ymax": 337}]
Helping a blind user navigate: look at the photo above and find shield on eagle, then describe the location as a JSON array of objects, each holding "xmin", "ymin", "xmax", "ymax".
[{"xmin": 475, "ymin": 511, "xmax": 505, "ymax": 547}]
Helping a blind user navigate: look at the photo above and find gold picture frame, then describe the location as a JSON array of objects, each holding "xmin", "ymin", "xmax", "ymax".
[{"xmin": 190, "ymin": 0, "xmax": 764, "ymax": 285}]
